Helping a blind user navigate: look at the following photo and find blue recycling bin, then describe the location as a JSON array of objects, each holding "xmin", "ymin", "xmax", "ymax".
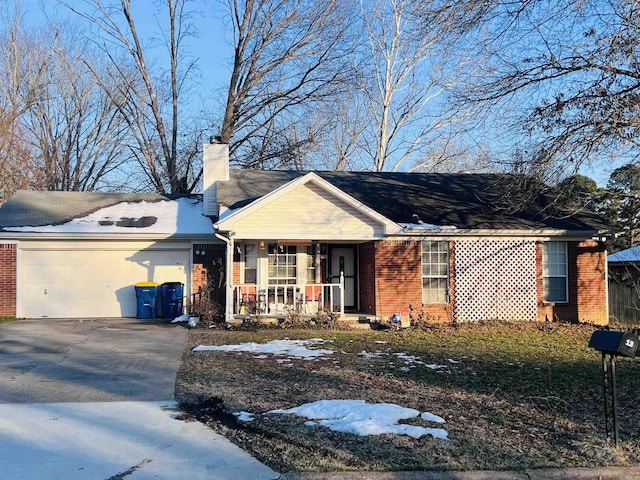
[
  {"xmin": 135, "ymin": 282, "xmax": 159, "ymax": 319},
  {"xmin": 160, "ymin": 282, "xmax": 184, "ymax": 319}
]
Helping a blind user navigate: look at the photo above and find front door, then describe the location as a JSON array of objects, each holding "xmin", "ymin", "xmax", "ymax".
[{"xmin": 330, "ymin": 246, "xmax": 356, "ymax": 310}]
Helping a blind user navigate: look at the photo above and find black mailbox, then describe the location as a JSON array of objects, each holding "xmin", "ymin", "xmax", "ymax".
[{"xmin": 588, "ymin": 330, "xmax": 639, "ymax": 358}]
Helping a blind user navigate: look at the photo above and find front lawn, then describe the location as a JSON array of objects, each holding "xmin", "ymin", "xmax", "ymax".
[{"xmin": 174, "ymin": 322, "xmax": 640, "ymax": 473}]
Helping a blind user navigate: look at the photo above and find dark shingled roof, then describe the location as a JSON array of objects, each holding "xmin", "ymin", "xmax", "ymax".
[
  {"xmin": 0, "ymin": 191, "xmax": 188, "ymax": 229},
  {"xmin": 217, "ymin": 170, "xmax": 610, "ymax": 232}
]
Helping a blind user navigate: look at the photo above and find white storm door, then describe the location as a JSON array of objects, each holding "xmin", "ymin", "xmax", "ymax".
[{"xmin": 330, "ymin": 247, "xmax": 356, "ymax": 309}]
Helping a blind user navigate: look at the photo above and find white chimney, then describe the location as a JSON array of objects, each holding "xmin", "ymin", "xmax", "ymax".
[{"xmin": 203, "ymin": 139, "xmax": 229, "ymax": 217}]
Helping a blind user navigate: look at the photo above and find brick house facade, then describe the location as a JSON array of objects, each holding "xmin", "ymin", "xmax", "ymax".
[
  {"xmin": 227, "ymin": 238, "xmax": 608, "ymax": 325},
  {"xmin": 536, "ymin": 240, "xmax": 607, "ymax": 323}
]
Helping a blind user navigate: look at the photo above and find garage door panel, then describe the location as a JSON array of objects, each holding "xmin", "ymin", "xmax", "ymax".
[{"xmin": 20, "ymin": 248, "xmax": 189, "ymax": 319}]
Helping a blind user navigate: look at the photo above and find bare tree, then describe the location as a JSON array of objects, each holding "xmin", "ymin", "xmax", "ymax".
[
  {"xmin": 219, "ymin": 0, "xmax": 354, "ymax": 168},
  {"xmin": 345, "ymin": 0, "xmax": 479, "ymax": 172},
  {"xmin": 67, "ymin": 0, "xmax": 204, "ymax": 193},
  {"xmin": 0, "ymin": 2, "xmax": 132, "ymax": 194},
  {"xmin": 460, "ymin": 0, "xmax": 640, "ymax": 179},
  {"xmin": 0, "ymin": 2, "xmax": 127, "ymax": 197},
  {"xmin": 26, "ymin": 32, "xmax": 129, "ymax": 191},
  {"xmin": 0, "ymin": 112, "xmax": 38, "ymax": 203}
]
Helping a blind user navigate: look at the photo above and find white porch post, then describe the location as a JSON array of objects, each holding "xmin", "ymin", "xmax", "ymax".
[
  {"xmin": 340, "ymin": 271, "xmax": 345, "ymax": 318},
  {"xmin": 226, "ymin": 237, "xmax": 234, "ymax": 323},
  {"xmin": 215, "ymin": 233, "xmax": 234, "ymax": 323}
]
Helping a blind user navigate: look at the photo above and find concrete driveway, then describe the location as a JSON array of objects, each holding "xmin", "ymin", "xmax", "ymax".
[
  {"xmin": 0, "ymin": 318, "xmax": 186, "ymax": 403},
  {"xmin": 0, "ymin": 318, "xmax": 279, "ymax": 480}
]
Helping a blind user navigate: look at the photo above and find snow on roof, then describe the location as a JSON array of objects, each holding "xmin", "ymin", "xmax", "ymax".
[
  {"xmin": 609, "ymin": 245, "xmax": 640, "ymax": 263},
  {"xmin": 4, "ymin": 198, "xmax": 214, "ymax": 235},
  {"xmin": 400, "ymin": 223, "xmax": 457, "ymax": 230}
]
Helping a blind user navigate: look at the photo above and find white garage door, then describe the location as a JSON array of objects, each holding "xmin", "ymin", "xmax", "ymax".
[{"xmin": 19, "ymin": 248, "xmax": 189, "ymax": 318}]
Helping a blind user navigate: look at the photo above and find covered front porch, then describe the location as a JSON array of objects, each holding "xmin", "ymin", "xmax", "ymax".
[{"xmin": 230, "ymin": 241, "xmax": 359, "ymax": 320}]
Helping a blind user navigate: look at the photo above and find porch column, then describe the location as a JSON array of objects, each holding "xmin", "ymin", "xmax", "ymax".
[
  {"xmin": 340, "ymin": 271, "xmax": 345, "ymax": 318},
  {"xmin": 226, "ymin": 237, "xmax": 234, "ymax": 323},
  {"xmin": 215, "ymin": 232, "xmax": 234, "ymax": 323}
]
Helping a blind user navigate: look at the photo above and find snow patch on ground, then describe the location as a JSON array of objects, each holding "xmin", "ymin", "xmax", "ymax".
[
  {"xmin": 268, "ymin": 399, "xmax": 448, "ymax": 440},
  {"xmin": 359, "ymin": 349, "xmax": 453, "ymax": 373},
  {"xmin": 201, "ymin": 339, "xmax": 450, "ymax": 441},
  {"xmin": 193, "ymin": 338, "xmax": 334, "ymax": 360}
]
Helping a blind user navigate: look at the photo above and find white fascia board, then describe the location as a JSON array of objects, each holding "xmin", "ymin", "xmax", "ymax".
[
  {"xmin": 214, "ymin": 172, "xmax": 402, "ymax": 235},
  {"xmin": 392, "ymin": 228, "xmax": 601, "ymax": 241},
  {"xmin": 0, "ymin": 232, "xmax": 212, "ymax": 241}
]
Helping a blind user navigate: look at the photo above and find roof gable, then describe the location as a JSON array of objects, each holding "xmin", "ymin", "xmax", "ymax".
[{"xmin": 215, "ymin": 172, "xmax": 400, "ymax": 239}]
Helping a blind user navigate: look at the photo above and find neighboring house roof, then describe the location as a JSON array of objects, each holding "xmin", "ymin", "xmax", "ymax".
[
  {"xmin": 217, "ymin": 170, "xmax": 610, "ymax": 232},
  {"xmin": 609, "ymin": 246, "xmax": 640, "ymax": 263},
  {"xmin": 0, "ymin": 191, "xmax": 214, "ymax": 237}
]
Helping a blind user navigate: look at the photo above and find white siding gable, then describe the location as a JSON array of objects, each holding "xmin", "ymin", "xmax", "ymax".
[{"xmin": 229, "ymin": 182, "xmax": 385, "ymax": 240}]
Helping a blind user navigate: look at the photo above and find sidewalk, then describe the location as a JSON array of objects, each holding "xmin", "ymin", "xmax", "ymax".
[{"xmin": 0, "ymin": 401, "xmax": 279, "ymax": 480}]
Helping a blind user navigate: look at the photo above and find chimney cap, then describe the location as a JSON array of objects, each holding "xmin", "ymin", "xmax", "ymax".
[{"xmin": 210, "ymin": 135, "xmax": 223, "ymax": 144}]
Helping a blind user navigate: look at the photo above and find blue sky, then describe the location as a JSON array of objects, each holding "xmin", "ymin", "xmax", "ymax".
[
  {"xmin": 27, "ymin": 0, "xmax": 233, "ymax": 116},
  {"xmin": 18, "ymin": 1, "xmax": 616, "ymax": 185}
]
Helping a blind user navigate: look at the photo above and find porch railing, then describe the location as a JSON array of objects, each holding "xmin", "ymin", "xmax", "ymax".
[{"xmin": 233, "ymin": 274, "xmax": 344, "ymax": 318}]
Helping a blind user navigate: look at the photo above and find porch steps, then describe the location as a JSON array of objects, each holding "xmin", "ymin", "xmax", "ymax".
[{"xmin": 336, "ymin": 315, "xmax": 375, "ymax": 330}]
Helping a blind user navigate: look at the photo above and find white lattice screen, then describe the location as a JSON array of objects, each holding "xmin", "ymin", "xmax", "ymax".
[{"xmin": 454, "ymin": 240, "xmax": 537, "ymax": 322}]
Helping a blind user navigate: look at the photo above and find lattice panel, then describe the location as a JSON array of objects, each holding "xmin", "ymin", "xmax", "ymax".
[{"xmin": 454, "ymin": 240, "xmax": 537, "ymax": 322}]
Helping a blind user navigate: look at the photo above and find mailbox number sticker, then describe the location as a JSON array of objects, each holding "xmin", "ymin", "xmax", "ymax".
[{"xmin": 625, "ymin": 339, "xmax": 635, "ymax": 348}]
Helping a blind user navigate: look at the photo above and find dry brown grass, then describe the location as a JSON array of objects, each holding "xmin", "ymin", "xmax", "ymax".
[{"xmin": 174, "ymin": 322, "xmax": 640, "ymax": 473}]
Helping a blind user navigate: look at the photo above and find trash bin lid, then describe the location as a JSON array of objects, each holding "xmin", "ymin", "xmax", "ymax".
[{"xmin": 135, "ymin": 281, "xmax": 159, "ymax": 287}]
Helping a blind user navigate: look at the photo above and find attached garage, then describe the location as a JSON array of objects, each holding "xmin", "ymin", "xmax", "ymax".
[
  {"xmin": 18, "ymin": 241, "xmax": 191, "ymax": 318},
  {"xmin": 0, "ymin": 191, "xmax": 217, "ymax": 320}
]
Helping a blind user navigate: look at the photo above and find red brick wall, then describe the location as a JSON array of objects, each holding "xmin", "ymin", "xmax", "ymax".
[
  {"xmin": 359, "ymin": 242, "xmax": 376, "ymax": 314},
  {"xmin": 0, "ymin": 244, "xmax": 16, "ymax": 317},
  {"xmin": 371, "ymin": 240, "xmax": 454, "ymax": 321},
  {"xmin": 536, "ymin": 240, "xmax": 608, "ymax": 325},
  {"xmin": 192, "ymin": 244, "xmax": 226, "ymax": 307}
]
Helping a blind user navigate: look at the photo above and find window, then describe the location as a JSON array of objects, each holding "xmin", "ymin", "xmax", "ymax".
[
  {"xmin": 306, "ymin": 244, "xmax": 318, "ymax": 283},
  {"xmin": 243, "ymin": 243, "xmax": 257, "ymax": 283},
  {"xmin": 421, "ymin": 241, "xmax": 449, "ymax": 303},
  {"xmin": 268, "ymin": 243, "xmax": 297, "ymax": 284},
  {"xmin": 543, "ymin": 241, "xmax": 568, "ymax": 302}
]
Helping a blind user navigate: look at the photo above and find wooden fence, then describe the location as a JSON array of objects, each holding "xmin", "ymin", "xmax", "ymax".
[{"xmin": 608, "ymin": 265, "xmax": 640, "ymax": 325}]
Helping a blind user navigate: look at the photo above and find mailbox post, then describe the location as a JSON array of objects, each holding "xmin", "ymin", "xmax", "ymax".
[{"xmin": 588, "ymin": 330, "xmax": 639, "ymax": 446}]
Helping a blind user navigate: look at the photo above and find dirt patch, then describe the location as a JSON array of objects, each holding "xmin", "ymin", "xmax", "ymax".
[{"xmin": 175, "ymin": 322, "xmax": 640, "ymax": 473}]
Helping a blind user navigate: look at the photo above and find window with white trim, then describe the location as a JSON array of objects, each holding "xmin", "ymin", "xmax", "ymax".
[
  {"xmin": 268, "ymin": 243, "xmax": 297, "ymax": 285},
  {"xmin": 243, "ymin": 243, "xmax": 257, "ymax": 283},
  {"xmin": 306, "ymin": 244, "xmax": 318, "ymax": 283},
  {"xmin": 421, "ymin": 241, "xmax": 449, "ymax": 303},
  {"xmin": 542, "ymin": 241, "xmax": 568, "ymax": 303}
]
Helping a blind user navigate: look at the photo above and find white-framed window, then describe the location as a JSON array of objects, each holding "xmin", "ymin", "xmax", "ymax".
[
  {"xmin": 243, "ymin": 243, "xmax": 257, "ymax": 283},
  {"xmin": 542, "ymin": 241, "xmax": 568, "ymax": 303},
  {"xmin": 421, "ymin": 241, "xmax": 449, "ymax": 303},
  {"xmin": 268, "ymin": 243, "xmax": 297, "ymax": 285},
  {"xmin": 306, "ymin": 244, "xmax": 318, "ymax": 283}
]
